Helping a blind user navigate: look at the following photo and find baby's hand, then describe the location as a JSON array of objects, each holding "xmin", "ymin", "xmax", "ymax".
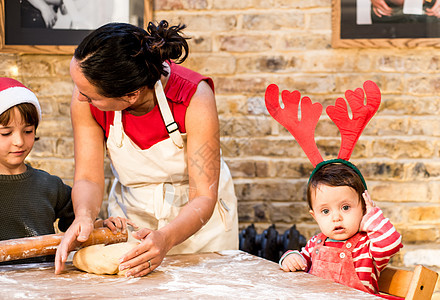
[
  {"xmin": 360, "ymin": 190, "xmax": 379, "ymax": 231},
  {"xmin": 100, "ymin": 217, "xmax": 138, "ymax": 234},
  {"xmin": 362, "ymin": 190, "xmax": 376, "ymax": 213},
  {"xmin": 281, "ymin": 252, "xmax": 307, "ymax": 272}
]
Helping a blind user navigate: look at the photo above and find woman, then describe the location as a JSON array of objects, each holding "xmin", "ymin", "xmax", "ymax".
[{"xmin": 55, "ymin": 21, "xmax": 238, "ymax": 277}]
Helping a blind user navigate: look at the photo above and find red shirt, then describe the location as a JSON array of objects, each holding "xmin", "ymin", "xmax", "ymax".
[{"xmin": 90, "ymin": 62, "xmax": 214, "ymax": 149}]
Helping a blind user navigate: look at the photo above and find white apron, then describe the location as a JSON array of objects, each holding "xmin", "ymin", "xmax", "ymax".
[{"xmin": 106, "ymin": 80, "xmax": 238, "ymax": 254}]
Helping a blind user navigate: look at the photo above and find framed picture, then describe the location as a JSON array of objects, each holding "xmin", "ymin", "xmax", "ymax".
[
  {"xmin": 0, "ymin": 0, "xmax": 153, "ymax": 54},
  {"xmin": 332, "ymin": 0, "xmax": 440, "ymax": 48}
]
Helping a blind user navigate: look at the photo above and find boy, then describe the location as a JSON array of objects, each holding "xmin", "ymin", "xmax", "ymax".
[
  {"xmin": 0, "ymin": 77, "xmax": 74, "ymax": 263},
  {"xmin": 0, "ymin": 77, "xmax": 133, "ymax": 263},
  {"xmin": 0, "ymin": 77, "xmax": 134, "ymax": 265}
]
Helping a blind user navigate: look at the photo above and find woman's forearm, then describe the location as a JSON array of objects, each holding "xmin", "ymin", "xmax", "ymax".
[
  {"xmin": 72, "ymin": 179, "xmax": 103, "ymax": 221},
  {"xmin": 158, "ymin": 195, "xmax": 216, "ymax": 250},
  {"xmin": 27, "ymin": 0, "xmax": 50, "ymax": 10}
]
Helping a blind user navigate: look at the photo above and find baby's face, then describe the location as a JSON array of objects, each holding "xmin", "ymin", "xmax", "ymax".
[{"xmin": 309, "ymin": 184, "xmax": 364, "ymax": 241}]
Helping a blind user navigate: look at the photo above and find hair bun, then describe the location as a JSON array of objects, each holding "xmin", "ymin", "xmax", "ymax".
[{"xmin": 144, "ymin": 20, "xmax": 189, "ymax": 63}]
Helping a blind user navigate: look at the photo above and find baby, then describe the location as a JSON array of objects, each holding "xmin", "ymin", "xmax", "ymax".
[{"xmin": 279, "ymin": 161, "xmax": 403, "ymax": 295}]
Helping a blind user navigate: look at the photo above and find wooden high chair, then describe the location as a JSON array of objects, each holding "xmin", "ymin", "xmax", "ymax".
[{"xmin": 378, "ymin": 265, "xmax": 438, "ymax": 300}]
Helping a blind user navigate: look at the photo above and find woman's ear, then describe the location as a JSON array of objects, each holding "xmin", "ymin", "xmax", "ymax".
[{"xmin": 125, "ymin": 89, "xmax": 141, "ymax": 105}]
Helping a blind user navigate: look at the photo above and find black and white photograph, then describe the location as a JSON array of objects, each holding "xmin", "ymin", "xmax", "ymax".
[
  {"xmin": 333, "ymin": 0, "xmax": 440, "ymax": 47},
  {"xmin": 20, "ymin": 0, "xmax": 137, "ymax": 30},
  {"xmin": 1, "ymin": 0, "xmax": 147, "ymax": 53}
]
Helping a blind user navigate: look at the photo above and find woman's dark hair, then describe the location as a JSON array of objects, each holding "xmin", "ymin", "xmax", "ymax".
[
  {"xmin": 307, "ymin": 163, "xmax": 366, "ymax": 214},
  {"xmin": 74, "ymin": 20, "xmax": 189, "ymax": 98},
  {"xmin": 0, "ymin": 103, "xmax": 40, "ymax": 140}
]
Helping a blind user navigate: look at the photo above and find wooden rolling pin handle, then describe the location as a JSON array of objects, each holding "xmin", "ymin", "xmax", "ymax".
[
  {"xmin": 0, "ymin": 227, "xmax": 128, "ymax": 262},
  {"xmin": 76, "ymin": 227, "xmax": 128, "ymax": 248}
]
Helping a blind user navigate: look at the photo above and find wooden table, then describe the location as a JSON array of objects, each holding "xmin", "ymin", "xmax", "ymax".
[{"xmin": 0, "ymin": 250, "xmax": 382, "ymax": 299}]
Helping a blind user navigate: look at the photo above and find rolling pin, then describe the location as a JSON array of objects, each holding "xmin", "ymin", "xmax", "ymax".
[{"xmin": 0, "ymin": 227, "xmax": 128, "ymax": 263}]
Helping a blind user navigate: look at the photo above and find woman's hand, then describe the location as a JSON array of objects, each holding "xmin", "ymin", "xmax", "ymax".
[
  {"xmin": 118, "ymin": 228, "xmax": 170, "ymax": 277},
  {"xmin": 54, "ymin": 216, "xmax": 95, "ymax": 274},
  {"xmin": 425, "ymin": 0, "xmax": 440, "ymax": 18},
  {"xmin": 27, "ymin": 0, "xmax": 58, "ymax": 27},
  {"xmin": 40, "ymin": 5, "xmax": 57, "ymax": 28},
  {"xmin": 372, "ymin": 0, "xmax": 394, "ymax": 17}
]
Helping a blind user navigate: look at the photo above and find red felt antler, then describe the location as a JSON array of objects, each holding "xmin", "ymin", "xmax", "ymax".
[
  {"xmin": 326, "ymin": 80, "xmax": 381, "ymax": 161},
  {"xmin": 265, "ymin": 84, "xmax": 324, "ymax": 166}
]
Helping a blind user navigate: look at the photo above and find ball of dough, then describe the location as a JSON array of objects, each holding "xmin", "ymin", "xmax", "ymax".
[{"xmin": 73, "ymin": 242, "xmax": 139, "ymax": 275}]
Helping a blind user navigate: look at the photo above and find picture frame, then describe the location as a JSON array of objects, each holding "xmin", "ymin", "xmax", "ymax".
[
  {"xmin": 0, "ymin": 0, "xmax": 153, "ymax": 54},
  {"xmin": 332, "ymin": 0, "xmax": 440, "ymax": 48}
]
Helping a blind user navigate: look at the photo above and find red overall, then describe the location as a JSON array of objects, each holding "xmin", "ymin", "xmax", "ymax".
[{"xmin": 309, "ymin": 232, "xmax": 370, "ymax": 293}]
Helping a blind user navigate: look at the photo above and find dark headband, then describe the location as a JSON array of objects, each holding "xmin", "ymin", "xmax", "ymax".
[{"xmin": 308, "ymin": 158, "xmax": 367, "ymax": 190}]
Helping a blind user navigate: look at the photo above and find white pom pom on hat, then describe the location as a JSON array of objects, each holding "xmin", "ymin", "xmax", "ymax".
[{"xmin": 0, "ymin": 77, "xmax": 42, "ymax": 121}]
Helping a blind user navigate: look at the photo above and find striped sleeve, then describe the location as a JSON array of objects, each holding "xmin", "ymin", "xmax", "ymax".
[
  {"xmin": 353, "ymin": 207, "xmax": 403, "ymax": 293},
  {"xmin": 299, "ymin": 235, "xmax": 318, "ymax": 272},
  {"xmin": 360, "ymin": 207, "xmax": 403, "ymax": 271}
]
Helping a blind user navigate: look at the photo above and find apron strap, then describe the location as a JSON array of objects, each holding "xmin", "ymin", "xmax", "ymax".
[
  {"xmin": 154, "ymin": 80, "xmax": 184, "ymax": 149},
  {"xmin": 113, "ymin": 111, "xmax": 124, "ymax": 148}
]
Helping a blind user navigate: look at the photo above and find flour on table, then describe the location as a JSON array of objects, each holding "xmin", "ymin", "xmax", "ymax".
[{"xmin": 73, "ymin": 242, "xmax": 139, "ymax": 275}]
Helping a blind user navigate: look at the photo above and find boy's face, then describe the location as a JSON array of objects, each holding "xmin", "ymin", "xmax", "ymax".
[
  {"xmin": 0, "ymin": 107, "xmax": 35, "ymax": 175},
  {"xmin": 309, "ymin": 184, "xmax": 364, "ymax": 241}
]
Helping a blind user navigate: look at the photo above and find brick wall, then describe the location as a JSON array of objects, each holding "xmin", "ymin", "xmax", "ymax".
[
  {"xmin": 154, "ymin": 0, "xmax": 440, "ymax": 296},
  {"xmin": 1, "ymin": 0, "xmax": 440, "ymax": 296}
]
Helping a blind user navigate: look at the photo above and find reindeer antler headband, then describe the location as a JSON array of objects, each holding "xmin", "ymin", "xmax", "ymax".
[{"xmin": 264, "ymin": 80, "xmax": 381, "ymax": 189}]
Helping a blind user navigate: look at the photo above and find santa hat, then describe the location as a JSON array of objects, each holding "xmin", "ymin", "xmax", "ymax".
[{"xmin": 0, "ymin": 77, "xmax": 42, "ymax": 120}]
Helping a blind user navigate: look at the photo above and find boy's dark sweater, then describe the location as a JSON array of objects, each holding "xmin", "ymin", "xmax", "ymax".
[{"xmin": 0, "ymin": 165, "xmax": 74, "ymax": 264}]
